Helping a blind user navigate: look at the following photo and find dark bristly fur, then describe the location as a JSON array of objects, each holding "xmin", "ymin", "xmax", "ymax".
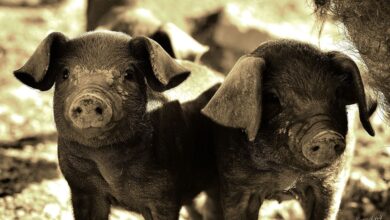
[
  {"xmin": 313, "ymin": 0, "xmax": 390, "ymax": 122},
  {"xmin": 14, "ymin": 30, "xmax": 221, "ymax": 220},
  {"xmin": 202, "ymin": 39, "xmax": 376, "ymax": 220}
]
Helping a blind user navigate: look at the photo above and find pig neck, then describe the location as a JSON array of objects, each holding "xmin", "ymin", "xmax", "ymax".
[{"xmin": 59, "ymin": 129, "xmax": 152, "ymax": 164}]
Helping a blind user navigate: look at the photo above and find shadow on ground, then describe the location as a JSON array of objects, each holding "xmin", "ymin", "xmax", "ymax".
[{"xmin": 0, "ymin": 152, "xmax": 59, "ymax": 197}]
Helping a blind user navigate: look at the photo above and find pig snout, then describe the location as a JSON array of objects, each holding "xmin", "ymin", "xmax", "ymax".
[
  {"xmin": 301, "ymin": 130, "xmax": 345, "ymax": 166},
  {"xmin": 68, "ymin": 92, "xmax": 113, "ymax": 129}
]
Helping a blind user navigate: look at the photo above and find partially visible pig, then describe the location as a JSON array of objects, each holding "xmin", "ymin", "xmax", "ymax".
[
  {"xmin": 87, "ymin": 0, "xmax": 208, "ymax": 62},
  {"xmin": 14, "ymin": 30, "xmax": 222, "ymax": 220},
  {"xmin": 86, "ymin": 0, "xmax": 138, "ymax": 31},
  {"xmin": 202, "ymin": 40, "xmax": 376, "ymax": 220}
]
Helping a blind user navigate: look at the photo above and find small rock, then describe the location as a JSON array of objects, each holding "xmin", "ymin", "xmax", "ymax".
[
  {"xmin": 362, "ymin": 201, "xmax": 376, "ymax": 216},
  {"xmin": 4, "ymin": 195, "xmax": 13, "ymax": 203},
  {"xmin": 382, "ymin": 146, "xmax": 390, "ymax": 157},
  {"xmin": 15, "ymin": 207, "xmax": 26, "ymax": 217},
  {"xmin": 43, "ymin": 203, "xmax": 61, "ymax": 218}
]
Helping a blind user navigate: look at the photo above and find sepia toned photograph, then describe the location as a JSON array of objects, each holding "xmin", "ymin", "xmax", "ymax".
[{"xmin": 0, "ymin": 0, "xmax": 389, "ymax": 219}]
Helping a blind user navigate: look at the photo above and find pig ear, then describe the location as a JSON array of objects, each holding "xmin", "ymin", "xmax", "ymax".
[
  {"xmin": 149, "ymin": 29, "xmax": 176, "ymax": 58},
  {"xmin": 202, "ymin": 56, "xmax": 265, "ymax": 141},
  {"xmin": 150, "ymin": 23, "xmax": 209, "ymax": 62},
  {"xmin": 14, "ymin": 32, "xmax": 68, "ymax": 91},
  {"xmin": 129, "ymin": 36, "xmax": 190, "ymax": 92},
  {"xmin": 328, "ymin": 51, "xmax": 375, "ymax": 136}
]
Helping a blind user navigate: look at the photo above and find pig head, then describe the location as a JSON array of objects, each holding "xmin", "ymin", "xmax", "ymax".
[
  {"xmin": 201, "ymin": 40, "xmax": 376, "ymax": 220},
  {"xmin": 203, "ymin": 40, "xmax": 375, "ymax": 167},
  {"xmin": 14, "ymin": 31, "xmax": 190, "ymax": 147}
]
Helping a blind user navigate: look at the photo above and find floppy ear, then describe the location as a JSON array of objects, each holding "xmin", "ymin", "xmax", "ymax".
[
  {"xmin": 149, "ymin": 29, "xmax": 176, "ymax": 58},
  {"xmin": 202, "ymin": 56, "xmax": 266, "ymax": 141},
  {"xmin": 129, "ymin": 36, "xmax": 190, "ymax": 92},
  {"xmin": 150, "ymin": 23, "xmax": 209, "ymax": 62},
  {"xmin": 328, "ymin": 51, "xmax": 375, "ymax": 136},
  {"xmin": 14, "ymin": 32, "xmax": 68, "ymax": 91}
]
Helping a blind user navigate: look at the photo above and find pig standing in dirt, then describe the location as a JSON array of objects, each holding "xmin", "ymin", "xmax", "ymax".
[
  {"xmin": 202, "ymin": 40, "xmax": 376, "ymax": 220},
  {"xmin": 14, "ymin": 30, "xmax": 222, "ymax": 220}
]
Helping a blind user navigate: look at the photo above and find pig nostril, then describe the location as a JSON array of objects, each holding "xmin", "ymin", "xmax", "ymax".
[
  {"xmin": 311, "ymin": 146, "xmax": 320, "ymax": 152},
  {"xmin": 334, "ymin": 144, "xmax": 344, "ymax": 154},
  {"xmin": 95, "ymin": 107, "xmax": 103, "ymax": 115},
  {"xmin": 75, "ymin": 107, "xmax": 82, "ymax": 114}
]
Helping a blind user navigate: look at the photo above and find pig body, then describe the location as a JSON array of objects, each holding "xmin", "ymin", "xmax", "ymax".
[
  {"xmin": 202, "ymin": 40, "xmax": 376, "ymax": 220},
  {"xmin": 14, "ymin": 30, "xmax": 222, "ymax": 220}
]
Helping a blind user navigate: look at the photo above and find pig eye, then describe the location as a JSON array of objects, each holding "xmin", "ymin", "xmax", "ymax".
[
  {"xmin": 124, "ymin": 67, "xmax": 135, "ymax": 81},
  {"xmin": 264, "ymin": 92, "xmax": 280, "ymax": 104},
  {"xmin": 62, "ymin": 68, "xmax": 70, "ymax": 80},
  {"xmin": 263, "ymin": 92, "xmax": 282, "ymax": 119}
]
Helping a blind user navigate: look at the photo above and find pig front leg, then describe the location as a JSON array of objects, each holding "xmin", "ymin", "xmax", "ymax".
[
  {"xmin": 141, "ymin": 203, "xmax": 180, "ymax": 220},
  {"xmin": 71, "ymin": 189, "xmax": 110, "ymax": 220},
  {"xmin": 199, "ymin": 188, "xmax": 224, "ymax": 220},
  {"xmin": 58, "ymin": 146, "xmax": 111, "ymax": 220},
  {"xmin": 220, "ymin": 184, "xmax": 256, "ymax": 220},
  {"xmin": 246, "ymin": 193, "xmax": 263, "ymax": 220},
  {"xmin": 297, "ymin": 172, "xmax": 347, "ymax": 220}
]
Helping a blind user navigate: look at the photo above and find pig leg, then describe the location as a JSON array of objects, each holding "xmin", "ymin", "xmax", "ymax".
[
  {"xmin": 58, "ymin": 147, "xmax": 111, "ymax": 220},
  {"xmin": 298, "ymin": 184, "xmax": 331, "ymax": 220},
  {"xmin": 141, "ymin": 203, "xmax": 180, "ymax": 220},
  {"xmin": 202, "ymin": 188, "xmax": 224, "ymax": 220},
  {"xmin": 71, "ymin": 190, "xmax": 110, "ymax": 220},
  {"xmin": 297, "ymin": 172, "xmax": 347, "ymax": 220},
  {"xmin": 220, "ymin": 185, "xmax": 254, "ymax": 220},
  {"xmin": 246, "ymin": 193, "xmax": 262, "ymax": 220}
]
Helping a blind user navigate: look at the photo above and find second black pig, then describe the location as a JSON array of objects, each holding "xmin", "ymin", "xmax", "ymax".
[
  {"xmin": 202, "ymin": 40, "xmax": 376, "ymax": 220},
  {"xmin": 14, "ymin": 30, "xmax": 222, "ymax": 220}
]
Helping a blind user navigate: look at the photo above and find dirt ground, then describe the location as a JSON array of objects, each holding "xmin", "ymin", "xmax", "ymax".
[{"xmin": 0, "ymin": 0, "xmax": 389, "ymax": 219}]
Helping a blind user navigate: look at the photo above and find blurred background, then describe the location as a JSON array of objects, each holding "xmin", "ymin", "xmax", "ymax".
[{"xmin": 0, "ymin": 0, "xmax": 389, "ymax": 219}]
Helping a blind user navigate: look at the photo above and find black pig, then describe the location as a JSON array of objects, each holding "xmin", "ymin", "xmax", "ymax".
[
  {"xmin": 14, "ymin": 30, "xmax": 222, "ymax": 220},
  {"xmin": 201, "ymin": 40, "xmax": 376, "ymax": 220}
]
